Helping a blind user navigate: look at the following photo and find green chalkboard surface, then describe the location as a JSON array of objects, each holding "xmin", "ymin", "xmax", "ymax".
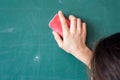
[{"xmin": 0, "ymin": 0, "xmax": 120, "ymax": 80}]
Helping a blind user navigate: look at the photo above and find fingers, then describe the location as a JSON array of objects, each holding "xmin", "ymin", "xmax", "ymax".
[
  {"xmin": 52, "ymin": 31, "xmax": 63, "ymax": 48},
  {"xmin": 58, "ymin": 11, "xmax": 69, "ymax": 36},
  {"xmin": 68, "ymin": 14, "xmax": 87, "ymax": 43},
  {"xmin": 77, "ymin": 18, "xmax": 82, "ymax": 34},
  {"xmin": 82, "ymin": 22, "xmax": 87, "ymax": 43},
  {"xmin": 69, "ymin": 15, "xmax": 77, "ymax": 33},
  {"xmin": 57, "ymin": 10, "xmax": 87, "ymax": 43}
]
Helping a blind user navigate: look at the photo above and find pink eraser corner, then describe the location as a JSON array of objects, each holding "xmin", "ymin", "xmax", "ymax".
[{"xmin": 49, "ymin": 14, "xmax": 70, "ymax": 37}]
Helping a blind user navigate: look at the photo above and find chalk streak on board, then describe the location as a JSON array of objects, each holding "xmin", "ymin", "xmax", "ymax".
[
  {"xmin": 58, "ymin": 0, "xmax": 62, "ymax": 4},
  {"xmin": 33, "ymin": 55, "xmax": 40, "ymax": 62},
  {"xmin": 0, "ymin": 27, "xmax": 14, "ymax": 33}
]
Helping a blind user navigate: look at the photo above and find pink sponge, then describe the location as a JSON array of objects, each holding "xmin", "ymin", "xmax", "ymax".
[{"xmin": 49, "ymin": 14, "xmax": 70, "ymax": 37}]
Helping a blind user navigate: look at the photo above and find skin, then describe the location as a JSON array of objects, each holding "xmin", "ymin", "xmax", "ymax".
[{"xmin": 52, "ymin": 11, "xmax": 92, "ymax": 67}]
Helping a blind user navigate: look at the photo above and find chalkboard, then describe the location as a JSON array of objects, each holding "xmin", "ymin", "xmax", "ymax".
[{"xmin": 0, "ymin": 0, "xmax": 120, "ymax": 80}]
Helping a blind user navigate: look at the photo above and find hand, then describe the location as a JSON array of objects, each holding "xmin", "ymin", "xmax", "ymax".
[{"xmin": 52, "ymin": 11, "xmax": 92, "ymax": 66}]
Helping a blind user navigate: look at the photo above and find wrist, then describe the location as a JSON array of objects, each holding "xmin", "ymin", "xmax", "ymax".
[{"xmin": 70, "ymin": 46, "xmax": 92, "ymax": 67}]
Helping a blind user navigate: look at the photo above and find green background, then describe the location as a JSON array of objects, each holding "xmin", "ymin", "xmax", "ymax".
[{"xmin": 0, "ymin": 0, "xmax": 120, "ymax": 80}]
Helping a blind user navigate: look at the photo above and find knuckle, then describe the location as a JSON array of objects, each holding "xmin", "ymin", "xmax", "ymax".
[
  {"xmin": 71, "ymin": 31, "xmax": 76, "ymax": 35},
  {"xmin": 77, "ymin": 31, "xmax": 81, "ymax": 35},
  {"xmin": 63, "ymin": 33, "xmax": 69, "ymax": 37},
  {"xmin": 62, "ymin": 22, "xmax": 67, "ymax": 26},
  {"xmin": 61, "ymin": 21, "xmax": 67, "ymax": 26}
]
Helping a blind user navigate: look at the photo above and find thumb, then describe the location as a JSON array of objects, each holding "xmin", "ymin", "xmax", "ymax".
[{"xmin": 52, "ymin": 31, "xmax": 63, "ymax": 48}]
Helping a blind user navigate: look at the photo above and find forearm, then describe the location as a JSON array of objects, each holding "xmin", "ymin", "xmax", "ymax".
[{"xmin": 70, "ymin": 47, "xmax": 92, "ymax": 67}]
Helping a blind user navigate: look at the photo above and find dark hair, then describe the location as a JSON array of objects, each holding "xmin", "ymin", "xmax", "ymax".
[{"xmin": 91, "ymin": 33, "xmax": 120, "ymax": 80}]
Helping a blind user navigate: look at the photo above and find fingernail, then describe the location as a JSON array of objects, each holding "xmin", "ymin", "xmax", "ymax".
[
  {"xmin": 58, "ymin": 10, "xmax": 62, "ymax": 14},
  {"xmin": 69, "ymin": 15, "xmax": 74, "ymax": 19},
  {"xmin": 52, "ymin": 31, "xmax": 55, "ymax": 34},
  {"xmin": 69, "ymin": 15, "xmax": 73, "ymax": 17}
]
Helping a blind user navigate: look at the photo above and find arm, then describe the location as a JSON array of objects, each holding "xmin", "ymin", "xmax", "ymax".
[{"xmin": 52, "ymin": 11, "xmax": 92, "ymax": 67}]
